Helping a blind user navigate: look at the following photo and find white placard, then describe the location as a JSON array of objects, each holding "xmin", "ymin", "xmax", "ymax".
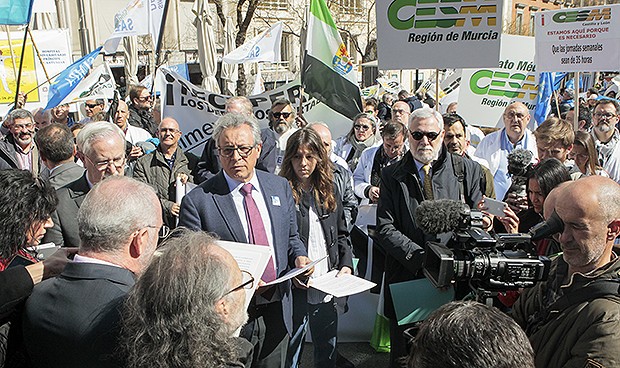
[
  {"xmin": 535, "ymin": 4, "xmax": 620, "ymax": 72},
  {"xmin": 458, "ymin": 34, "xmax": 537, "ymax": 128},
  {"xmin": 376, "ymin": 0, "xmax": 503, "ymax": 69}
]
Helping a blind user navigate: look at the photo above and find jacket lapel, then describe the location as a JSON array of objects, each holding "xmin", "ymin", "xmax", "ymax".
[{"xmin": 211, "ymin": 172, "xmax": 246, "ymax": 242}]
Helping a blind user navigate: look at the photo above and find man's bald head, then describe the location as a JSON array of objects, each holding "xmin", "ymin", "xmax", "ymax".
[
  {"xmin": 309, "ymin": 122, "xmax": 333, "ymax": 154},
  {"xmin": 542, "ymin": 181, "xmax": 571, "ymax": 220}
]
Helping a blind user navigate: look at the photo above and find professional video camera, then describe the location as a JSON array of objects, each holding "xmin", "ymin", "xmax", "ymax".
[{"xmin": 415, "ymin": 199, "xmax": 560, "ymax": 294}]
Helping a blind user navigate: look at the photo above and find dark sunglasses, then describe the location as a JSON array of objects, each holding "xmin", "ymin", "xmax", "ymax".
[
  {"xmin": 272, "ymin": 112, "xmax": 292, "ymax": 119},
  {"xmin": 85, "ymin": 103, "xmax": 101, "ymax": 108},
  {"xmin": 409, "ymin": 130, "xmax": 440, "ymax": 141}
]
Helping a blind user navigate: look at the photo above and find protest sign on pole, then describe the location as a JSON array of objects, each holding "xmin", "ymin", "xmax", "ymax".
[
  {"xmin": 157, "ymin": 69, "xmax": 352, "ymax": 155},
  {"xmin": 376, "ymin": 0, "xmax": 503, "ymax": 69},
  {"xmin": 222, "ymin": 22, "xmax": 283, "ymax": 64},
  {"xmin": 535, "ymin": 4, "xmax": 620, "ymax": 72},
  {"xmin": 0, "ymin": 29, "xmax": 72, "ymax": 116},
  {"xmin": 458, "ymin": 35, "xmax": 537, "ymax": 128}
]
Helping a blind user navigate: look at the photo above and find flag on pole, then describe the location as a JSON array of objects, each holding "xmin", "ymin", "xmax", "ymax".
[
  {"xmin": 222, "ymin": 22, "xmax": 283, "ymax": 64},
  {"xmin": 302, "ymin": 0, "xmax": 362, "ymax": 120},
  {"xmin": 55, "ymin": 63, "xmax": 116, "ymax": 106},
  {"xmin": 534, "ymin": 72, "xmax": 554, "ymax": 126},
  {"xmin": 0, "ymin": 0, "xmax": 35, "ymax": 25},
  {"xmin": 45, "ymin": 46, "xmax": 102, "ymax": 110},
  {"xmin": 103, "ymin": 0, "xmax": 165, "ymax": 55}
]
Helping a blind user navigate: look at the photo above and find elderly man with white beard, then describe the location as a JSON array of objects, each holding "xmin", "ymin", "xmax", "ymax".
[{"xmin": 376, "ymin": 108, "xmax": 483, "ymax": 367}]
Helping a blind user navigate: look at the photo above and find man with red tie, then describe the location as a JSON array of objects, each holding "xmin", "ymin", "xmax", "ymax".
[{"xmin": 179, "ymin": 113, "xmax": 311, "ymax": 368}]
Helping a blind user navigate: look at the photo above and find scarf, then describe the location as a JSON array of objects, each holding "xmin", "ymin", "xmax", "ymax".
[{"xmin": 346, "ymin": 133, "xmax": 378, "ymax": 171}]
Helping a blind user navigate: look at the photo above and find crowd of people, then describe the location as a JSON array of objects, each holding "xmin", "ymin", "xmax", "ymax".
[{"xmin": 0, "ymin": 77, "xmax": 619, "ymax": 368}]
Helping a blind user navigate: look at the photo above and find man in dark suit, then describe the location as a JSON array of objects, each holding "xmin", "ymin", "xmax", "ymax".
[
  {"xmin": 179, "ymin": 113, "xmax": 311, "ymax": 368},
  {"xmin": 22, "ymin": 176, "xmax": 162, "ymax": 368},
  {"xmin": 35, "ymin": 123, "xmax": 85, "ymax": 190},
  {"xmin": 42, "ymin": 121, "xmax": 127, "ymax": 247}
]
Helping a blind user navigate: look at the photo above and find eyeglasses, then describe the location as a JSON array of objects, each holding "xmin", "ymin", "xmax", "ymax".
[
  {"xmin": 146, "ymin": 224, "xmax": 171, "ymax": 240},
  {"xmin": 225, "ymin": 270, "xmax": 254, "ymax": 296},
  {"xmin": 85, "ymin": 103, "xmax": 101, "ymax": 109},
  {"xmin": 13, "ymin": 122, "xmax": 34, "ymax": 130},
  {"xmin": 568, "ymin": 152, "xmax": 588, "ymax": 160},
  {"xmin": 409, "ymin": 130, "xmax": 440, "ymax": 141},
  {"xmin": 84, "ymin": 155, "xmax": 126, "ymax": 171},
  {"xmin": 159, "ymin": 128, "xmax": 181, "ymax": 134},
  {"xmin": 137, "ymin": 95, "xmax": 153, "ymax": 102},
  {"xmin": 218, "ymin": 144, "xmax": 256, "ymax": 158},
  {"xmin": 364, "ymin": 110, "xmax": 375, "ymax": 114},
  {"xmin": 354, "ymin": 124, "xmax": 372, "ymax": 131},
  {"xmin": 594, "ymin": 112, "xmax": 617, "ymax": 119},
  {"xmin": 392, "ymin": 108, "xmax": 408, "ymax": 115},
  {"xmin": 272, "ymin": 112, "xmax": 292, "ymax": 119},
  {"xmin": 504, "ymin": 112, "xmax": 527, "ymax": 119}
]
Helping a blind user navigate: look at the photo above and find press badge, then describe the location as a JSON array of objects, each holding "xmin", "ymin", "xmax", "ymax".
[{"xmin": 271, "ymin": 196, "xmax": 281, "ymax": 206}]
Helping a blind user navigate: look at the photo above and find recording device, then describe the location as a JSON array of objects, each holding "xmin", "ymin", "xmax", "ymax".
[
  {"xmin": 506, "ymin": 149, "xmax": 534, "ymax": 198},
  {"xmin": 415, "ymin": 199, "xmax": 552, "ymax": 292}
]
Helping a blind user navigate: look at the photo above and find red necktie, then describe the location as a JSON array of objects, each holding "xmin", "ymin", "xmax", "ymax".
[{"xmin": 241, "ymin": 183, "xmax": 277, "ymax": 282}]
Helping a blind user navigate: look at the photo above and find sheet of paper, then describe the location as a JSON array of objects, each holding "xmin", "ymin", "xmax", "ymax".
[
  {"xmin": 216, "ymin": 240, "xmax": 271, "ymax": 309},
  {"xmin": 262, "ymin": 255, "xmax": 328, "ymax": 287},
  {"xmin": 309, "ymin": 270, "xmax": 376, "ymax": 298},
  {"xmin": 389, "ymin": 278, "xmax": 454, "ymax": 326}
]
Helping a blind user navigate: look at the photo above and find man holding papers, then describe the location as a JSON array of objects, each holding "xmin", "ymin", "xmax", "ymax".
[{"xmin": 179, "ymin": 113, "xmax": 311, "ymax": 368}]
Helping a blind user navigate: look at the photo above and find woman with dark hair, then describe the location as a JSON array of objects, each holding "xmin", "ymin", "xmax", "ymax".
[
  {"xmin": 498, "ymin": 158, "xmax": 571, "ymax": 254},
  {"xmin": 570, "ymin": 131, "xmax": 609, "ymax": 177},
  {"xmin": 0, "ymin": 169, "xmax": 74, "ymax": 364},
  {"xmin": 280, "ymin": 128, "xmax": 353, "ymax": 368},
  {"xmin": 333, "ymin": 112, "xmax": 381, "ymax": 172}
]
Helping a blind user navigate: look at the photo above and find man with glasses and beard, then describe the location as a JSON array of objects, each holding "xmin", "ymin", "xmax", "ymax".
[
  {"xmin": 121, "ymin": 230, "xmax": 253, "ymax": 368},
  {"xmin": 260, "ymin": 98, "xmax": 299, "ymax": 174},
  {"xmin": 590, "ymin": 100, "xmax": 620, "ymax": 183},
  {"xmin": 0, "ymin": 109, "xmax": 41, "ymax": 174},
  {"xmin": 376, "ymin": 108, "xmax": 483, "ymax": 367}
]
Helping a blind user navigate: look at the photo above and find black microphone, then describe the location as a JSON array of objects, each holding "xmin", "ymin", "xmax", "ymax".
[
  {"xmin": 415, "ymin": 199, "xmax": 469, "ymax": 235},
  {"xmin": 528, "ymin": 211, "xmax": 564, "ymax": 241},
  {"xmin": 507, "ymin": 149, "xmax": 534, "ymax": 177}
]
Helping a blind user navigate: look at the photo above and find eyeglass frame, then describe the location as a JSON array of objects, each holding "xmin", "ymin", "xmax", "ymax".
[
  {"xmin": 217, "ymin": 144, "xmax": 258, "ymax": 158},
  {"xmin": 83, "ymin": 154, "xmax": 126, "ymax": 171},
  {"xmin": 136, "ymin": 95, "xmax": 154, "ymax": 102},
  {"xmin": 225, "ymin": 270, "xmax": 254, "ymax": 296},
  {"xmin": 593, "ymin": 112, "xmax": 618, "ymax": 119},
  {"xmin": 145, "ymin": 224, "xmax": 171, "ymax": 240},
  {"xmin": 408, "ymin": 129, "xmax": 441, "ymax": 142}
]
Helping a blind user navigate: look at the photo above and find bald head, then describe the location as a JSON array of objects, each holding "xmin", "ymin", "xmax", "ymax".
[
  {"xmin": 542, "ymin": 181, "xmax": 571, "ymax": 220},
  {"xmin": 309, "ymin": 122, "xmax": 333, "ymax": 154},
  {"xmin": 566, "ymin": 176, "xmax": 620, "ymax": 222},
  {"xmin": 158, "ymin": 117, "xmax": 182, "ymax": 151},
  {"xmin": 115, "ymin": 100, "xmax": 129, "ymax": 130},
  {"xmin": 392, "ymin": 101, "xmax": 411, "ymax": 125}
]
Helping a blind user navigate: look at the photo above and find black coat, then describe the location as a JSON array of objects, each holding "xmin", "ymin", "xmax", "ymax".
[{"xmin": 376, "ymin": 147, "xmax": 483, "ymax": 318}]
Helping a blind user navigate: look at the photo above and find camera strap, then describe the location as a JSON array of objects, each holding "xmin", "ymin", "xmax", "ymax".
[
  {"xmin": 526, "ymin": 278, "xmax": 620, "ymax": 335},
  {"xmin": 450, "ymin": 153, "xmax": 465, "ymax": 203}
]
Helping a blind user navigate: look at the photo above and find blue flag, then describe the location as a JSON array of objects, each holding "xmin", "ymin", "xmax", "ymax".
[
  {"xmin": 45, "ymin": 47, "xmax": 102, "ymax": 110},
  {"xmin": 0, "ymin": 0, "xmax": 34, "ymax": 25},
  {"xmin": 534, "ymin": 72, "xmax": 554, "ymax": 126}
]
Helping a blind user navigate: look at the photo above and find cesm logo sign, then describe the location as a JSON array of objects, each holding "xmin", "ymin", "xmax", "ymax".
[
  {"xmin": 387, "ymin": 0, "xmax": 498, "ymax": 30},
  {"xmin": 552, "ymin": 7, "xmax": 611, "ymax": 23}
]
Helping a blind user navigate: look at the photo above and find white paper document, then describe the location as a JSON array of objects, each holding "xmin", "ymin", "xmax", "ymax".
[
  {"xmin": 262, "ymin": 255, "xmax": 328, "ymax": 287},
  {"xmin": 355, "ymin": 204, "xmax": 377, "ymax": 228},
  {"xmin": 216, "ymin": 240, "xmax": 272, "ymax": 308},
  {"xmin": 309, "ymin": 270, "xmax": 376, "ymax": 298}
]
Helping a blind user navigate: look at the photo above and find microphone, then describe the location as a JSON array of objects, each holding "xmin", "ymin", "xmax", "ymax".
[
  {"xmin": 529, "ymin": 211, "xmax": 564, "ymax": 241},
  {"xmin": 507, "ymin": 149, "xmax": 534, "ymax": 198},
  {"xmin": 415, "ymin": 199, "xmax": 470, "ymax": 235}
]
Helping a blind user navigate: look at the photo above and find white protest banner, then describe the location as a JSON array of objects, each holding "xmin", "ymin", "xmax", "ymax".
[
  {"xmin": 0, "ymin": 29, "xmax": 72, "ymax": 116},
  {"xmin": 535, "ymin": 4, "xmax": 620, "ymax": 72},
  {"xmin": 458, "ymin": 34, "xmax": 537, "ymax": 128},
  {"xmin": 157, "ymin": 69, "xmax": 352, "ymax": 155},
  {"xmin": 58, "ymin": 63, "xmax": 116, "ymax": 105},
  {"xmin": 222, "ymin": 22, "xmax": 283, "ymax": 64},
  {"xmin": 376, "ymin": 0, "xmax": 503, "ymax": 69},
  {"xmin": 377, "ymin": 77, "xmax": 401, "ymax": 95}
]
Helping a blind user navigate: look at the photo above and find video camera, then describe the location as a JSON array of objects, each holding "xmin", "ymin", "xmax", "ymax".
[{"xmin": 415, "ymin": 200, "xmax": 560, "ymax": 292}]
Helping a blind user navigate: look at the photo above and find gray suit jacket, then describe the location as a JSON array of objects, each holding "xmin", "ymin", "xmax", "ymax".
[
  {"xmin": 178, "ymin": 170, "xmax": 307, "ymax": 334},
  {"xmin": 42, "ymin": 173, "xmax": 90, "ymax": 247},
  {"xmin": 45, "ymin": 162, "xmax": 85, "ymax": 190},
  {"xmin": 22, "ymin": 262, "xmax": 134, "ymax": 368}
]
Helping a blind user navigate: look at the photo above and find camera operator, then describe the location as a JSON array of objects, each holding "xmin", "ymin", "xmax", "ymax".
[
  {"xmin": 512, "ymin": 176, "xmax": 620, "ymax": 368},
  {"xmin": 376, "ymin": 108, "xmax": 483, "ymax": 367}
]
